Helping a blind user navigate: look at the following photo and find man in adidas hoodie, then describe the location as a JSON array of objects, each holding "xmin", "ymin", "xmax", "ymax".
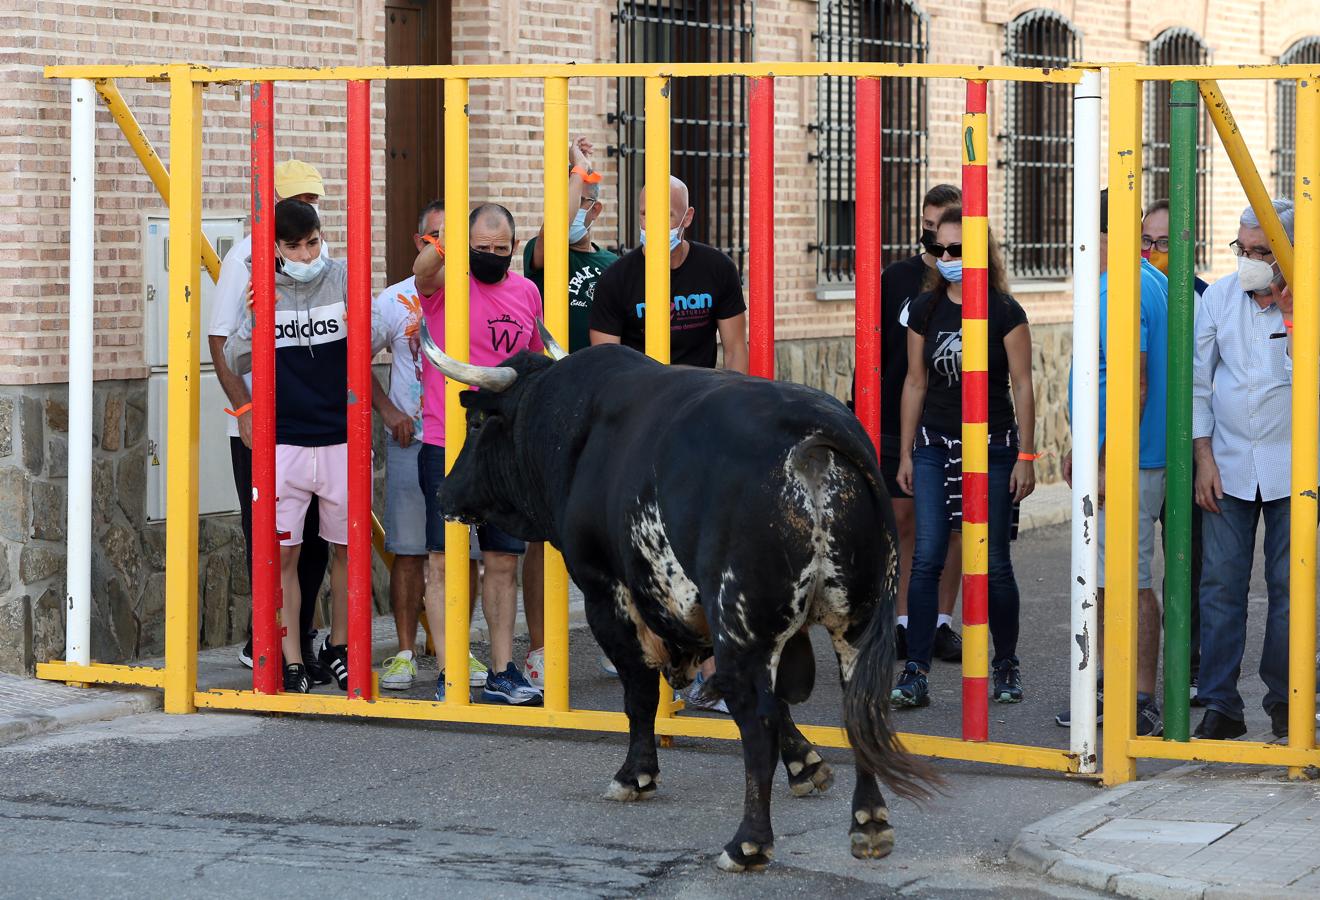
[{"xmin": 225, "ymin": 199, "xmax": 387, "ymax": 692}]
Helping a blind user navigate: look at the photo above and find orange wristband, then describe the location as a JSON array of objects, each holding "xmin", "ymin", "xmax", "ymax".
[
  {"xmin": 1018, "ymin": 452, "xmax": 1040, "ymax": 461},
  {"xmin": 571, "ymin": 165, "xmax": 602, "ymax": 184},
  {"xmin": 1284, "ymin": 319, "xmax": 1294, "ymax": 329},
  {"xmin": 421, "ymin": 234, "xmax": 445, "ymax": 258},
  {"xmin": 225, "ymin": 403, "xmax": 252, "ymax": 418}
]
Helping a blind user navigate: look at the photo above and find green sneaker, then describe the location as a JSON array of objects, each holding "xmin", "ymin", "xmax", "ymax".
[
  {"xmin": 468, "ymin": 654, "xmax": 489, "ymax": 687},
  {"xmin": 380, "ymin": 652, "xmax": 417, "ymax": 691}
]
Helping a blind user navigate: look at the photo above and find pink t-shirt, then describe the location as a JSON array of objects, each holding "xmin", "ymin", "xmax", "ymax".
[{"xmin": 421, "ymin": 272, "xmax": 545, "ymax": 446}]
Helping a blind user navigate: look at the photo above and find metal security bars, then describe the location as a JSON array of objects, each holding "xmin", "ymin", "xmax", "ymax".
[
  {"xmin": 1274, "ymin": 37, "xmax": 1320, "ymax": 197},
  {"xmin": 1001, "ymin": 10, "xmax": 1080, "ymax": 279},
  {"xmin": 1146, "ymin": 28, "xmax": 1212, "ymax": 269},
  {"xmin": 811, "ymin": 0, "xmax": 928, "ymax": 284},
  {"xmin": 611, "ymin": 1, "xmax": 753, "ymax": 269}
]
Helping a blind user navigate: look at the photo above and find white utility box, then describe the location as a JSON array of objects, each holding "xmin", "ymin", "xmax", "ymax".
[
  {"xmin": 142, "ymin": 215, "xmax": 245, "ymax": 368},
  {"xmin": 144, "ymin": 370, "xmax": 241, "ymax": 522}
]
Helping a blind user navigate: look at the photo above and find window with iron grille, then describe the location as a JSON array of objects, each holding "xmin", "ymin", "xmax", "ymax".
[
  {"xmin": 1001, "ymin": 10, "xmax": 1080, "ymax": 280},
  {"xmin": 610, "ymin": 1, "xmax": 753, "ymax": 270},
  {"xmin": 1145, "ymin": 28, "xmax": 1212, "ymax": 270},
  {"xmin": 810, "ymin": 0, "xmax": 929, "ymax": 286},
  {"xmin": 1274, "ymin": 37, "xmax": 1320, "ymax": 197}
]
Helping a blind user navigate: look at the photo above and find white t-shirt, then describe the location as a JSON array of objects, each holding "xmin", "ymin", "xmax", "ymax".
[
  {"xmin": 210, "ymin": 235, "xmax": 255, "ymax": 439},
  {"xmin": 374, "ymin": 275, "xmax": 424, "ymax": 440}
]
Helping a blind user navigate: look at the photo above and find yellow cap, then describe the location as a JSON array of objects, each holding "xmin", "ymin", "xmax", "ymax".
[{"xmin": 274, "ymin": 159, "xmax": 325, "ymax": 200}]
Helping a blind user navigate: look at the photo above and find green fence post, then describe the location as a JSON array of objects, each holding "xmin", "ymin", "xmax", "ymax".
[{"xmin": 1164, "ymin": 80, "xmax": 1197, "ymax": 742}]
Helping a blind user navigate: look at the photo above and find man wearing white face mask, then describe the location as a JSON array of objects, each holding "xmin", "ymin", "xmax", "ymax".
[
  {"xmin": 1191, "ymin": 199, "xmax": 1296, "ymax": 742},
  {"xmin": 209, "ymin": 159, "xmax": 335, "ymax": 681},
  {"xmin": 588, "ymin": 175, "xmax": 748, "ymax": 373}
]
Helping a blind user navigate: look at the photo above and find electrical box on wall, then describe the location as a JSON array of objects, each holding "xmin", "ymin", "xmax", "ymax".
[
  {"xmin": 143, "ymin": 215, "xmax": 245, "ymax": 369},
  {"xmin": 144, "ymin": 371, "xmax": 241, "ymax": 522}
]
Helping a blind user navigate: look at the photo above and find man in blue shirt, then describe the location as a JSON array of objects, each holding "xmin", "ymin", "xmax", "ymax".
[{"xmin": 1059, "ymin": 190, "xmax": 1170, "ymax": 736}]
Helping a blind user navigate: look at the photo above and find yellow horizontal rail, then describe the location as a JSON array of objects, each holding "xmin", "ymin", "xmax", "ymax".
[
  {"xmin": 194, "ymin": 689, "xmax": 1077, "ymax": 772},
  {"xmin": 46, "ymin": 62, "xmax": 1083, "ymax": 84},
  {"xmin": 1129, "ymin": 737, "xmax": 1320, "ymax": 768},
  {"xmin": 1126, "ymin": 63, "xmax": 1320, "ymax": 81},
  {"xmin": 35, "ymin": 660, "xmax": 165, "ymax": 688}
]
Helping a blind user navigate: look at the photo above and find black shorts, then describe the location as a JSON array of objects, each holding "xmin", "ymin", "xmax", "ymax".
[
  {"xmin": 418, "ymin": 442, "xmax": 525, "ymax": 555},
  {"xmin": 880, "ymin": 451, "xmax": 912, "ymax": 500}
]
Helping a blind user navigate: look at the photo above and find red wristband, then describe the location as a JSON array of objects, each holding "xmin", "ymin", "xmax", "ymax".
[
  {"xmin": 1018, "ymin": 452, "xmax": 1040, "ymax": 461},
  {"xmin": 1284, "ymin": 319, "xmax": 1294, "ymax": 329},
  {"xmin": 225, "ymin": 403, "xmax": 252, "ymax": 418},
  {"xmin": 571, "ymin": 165, "xmax": 602, "ymax": 184}
]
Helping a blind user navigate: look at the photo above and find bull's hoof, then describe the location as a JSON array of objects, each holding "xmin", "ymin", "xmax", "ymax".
[
  {"xmin": 604, "ymin": 772, "xmax": 658, "ymax": 802},
  {"xmin": 787, "ymin": 751, "xmax": 834, "ymax": 797},
  {"xmin": 849, "ymin": 806, "xmax": 894, "ymax": 860},
  {"xmin": 716, "ymin": 841, "xmax": 774, "ymax": 873}
]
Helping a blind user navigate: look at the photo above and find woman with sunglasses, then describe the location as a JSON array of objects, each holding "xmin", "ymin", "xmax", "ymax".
[{"xmin": 890, "ymin": 207, "xmax": 1037, "ymax": 709}]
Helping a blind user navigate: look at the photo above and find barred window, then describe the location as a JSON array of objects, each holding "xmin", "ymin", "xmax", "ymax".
[
  {"xmin": 1002, "ymin": 10, "xmax": 1081, "ymax": 280},
  {"xmin": 811, "ymin": 0, "xmax": 929, "ymax": 286},
  {"xmin": 611, "ymin": 1, "xmax": 753, "ymax": 269},
  {"xmin": 1274, "ymin": 37, "xmax": 1320, "ymax": 197},
  {"xmin": 1146, "ymin": 28, "xmax": 1212, "ymax": 269}
]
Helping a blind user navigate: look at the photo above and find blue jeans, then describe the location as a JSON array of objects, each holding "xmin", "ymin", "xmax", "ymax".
[
  {"xmin": 1197, "ymin": 492, "xmax": 1290, "ymax": 721},
  {"xmin": 906, "ymin": 442, "xmax": 1020, "ymax": 670}
]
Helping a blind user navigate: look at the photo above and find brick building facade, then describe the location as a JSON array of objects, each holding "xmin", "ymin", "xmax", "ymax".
[{"xmin": 0, "ymin": 0, "xmax": 1317, "ymax": 671}]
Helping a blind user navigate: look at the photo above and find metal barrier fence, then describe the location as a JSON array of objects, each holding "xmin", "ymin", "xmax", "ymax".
[{"xmin": 33, "ymin": 60, "xmax": 1320, "ymax": 786}]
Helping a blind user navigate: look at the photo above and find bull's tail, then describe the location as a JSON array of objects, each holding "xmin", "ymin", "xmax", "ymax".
[{"xmin": 843, "ymin": 600, "xmax": 940, "ymax": 800}]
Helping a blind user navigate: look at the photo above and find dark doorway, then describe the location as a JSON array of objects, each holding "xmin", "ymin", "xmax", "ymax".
[{"xmin": 385, "ymin": 0, "xmax": 450, "ymax": 286}]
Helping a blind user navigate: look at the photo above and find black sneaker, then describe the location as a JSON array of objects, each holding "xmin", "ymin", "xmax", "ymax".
[
  {"xmin": 890, "ymin": 662, "xmax": 929, "ymax": 708},
  {"xmin": 1269, "ymin": 704, "xmax": 1289, "ymax": 738},
  {"xmin": 933, "ymin": 623, "xmax": 963, "ymax": 662},
  {"xmin": 1136, "ymin": 697, "xmax": 1164, "ymax": 737},
  {"xmin": 1194, "ymin": 709, "xmax": 1247, "ymax": 740},
  {"xmin": 318, "ymin": 637, "xmax": 349, "ymax": 691},
  {"xmin": 1190, "ymin": 674, "xmax": 1204, "ymax": 707},
  {"xmin": 283, "ymin": 663, "xmax": 310, "ymax": 693},
  {"xmin": 894, "ymin": 623, "xmax": 907, "ymax": 660},
  {"xmin": 992, "ymin": 658, "xmax": 1023, "ymax": 704},
  {"xmin": 1055, "ymin": 679, "xmax": 1103, "ymax": 727},
  {"xmin": 301, "ymin": 634, "xmax": 333, "ymax": 686},
  {"xmin": 239, "ymin": 638, "xmax": 254, "ymax": 669}
]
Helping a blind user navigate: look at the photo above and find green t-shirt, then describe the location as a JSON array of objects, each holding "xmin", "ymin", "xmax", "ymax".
[{"xmin": 523, "ymin": 237, "xmax": 619, "ymax": 353}]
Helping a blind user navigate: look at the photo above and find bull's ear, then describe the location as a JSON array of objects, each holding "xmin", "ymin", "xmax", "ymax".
[{"xmin": 459, "ymin": 389, "xmax": 502, "ymax": 411}]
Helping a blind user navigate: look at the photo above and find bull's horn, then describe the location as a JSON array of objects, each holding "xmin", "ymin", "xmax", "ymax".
[
  {"xmin": 535, "ymin": 319, "xmax": 569, "ymax": 361},
  {"xmin": 418, "ymin": 320, "xmax": 518, "ymax": 392}
]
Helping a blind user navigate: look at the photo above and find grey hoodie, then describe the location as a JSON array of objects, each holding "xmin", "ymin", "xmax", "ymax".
[{"xmin": 225, "ymin": 255, "xmax": 386, "ymax": 446}]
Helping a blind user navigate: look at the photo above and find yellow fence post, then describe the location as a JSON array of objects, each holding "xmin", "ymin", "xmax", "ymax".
[
  {"xmin": 644, "ymin": 75, "xmax": 678, "ymax": 726},
  {"xmin": 1197, "ymin": 80, "xmax": 1295, "ymax": 284},
  {"xmin": 443, "ymin": 77, "xmax": 472, "ymax": 705},
  {"xmin": 1102, "ymin": 66, "xmax": 1142, "ymax": 787},
  {"xmin": 162, "ymin": 66, "xmax": 203, "ymax": 715},
  {"xmin": 542, "ymin": 76, "xmax": 572, "ymax": 713},
  {"xmin": 1287, "ymin": 72, "xmax": 1320, "ymax": 777}
]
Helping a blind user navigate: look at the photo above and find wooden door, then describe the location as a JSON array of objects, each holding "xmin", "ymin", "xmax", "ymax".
[{"xmin": 385, "ymin": 0, "xmax": 450, "ymax": 286}]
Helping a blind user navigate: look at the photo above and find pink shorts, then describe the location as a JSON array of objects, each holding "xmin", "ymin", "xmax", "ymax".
[{"xmin": 275, "ymin": 443, "xmax": 353, "ymax": 547}]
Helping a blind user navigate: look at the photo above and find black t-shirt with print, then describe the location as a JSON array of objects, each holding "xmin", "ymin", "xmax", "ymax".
[
  {"xmin": 907, "ymin": 288, "xmax": 1029, "ymax": 436},
  {"xmin": 589, "ymin": 241, "xmax": 746, "ymax": 368}
]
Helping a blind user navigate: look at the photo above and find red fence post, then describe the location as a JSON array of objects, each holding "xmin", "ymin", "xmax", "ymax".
[
  {"xmin": 749, "ymin": 76, "xmax": 775, "ymax": 379},
  {"xmin": 346, "ymin": 80, "xmax": 374, "ymax": 700},
  {"xmin": 960, "ymin": 79, "xmax": 991, "ymax": 742},
  {"xmin": 250, "ymin": 81, "xmax": 281, "ymax": 695},
  {"xmin": 854, "ymin": 77, "xmax": 882, "ymax": 453}
]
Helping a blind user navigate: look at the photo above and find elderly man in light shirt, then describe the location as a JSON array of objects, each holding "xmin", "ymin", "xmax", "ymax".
[{"xmin": 1191, "ymin": 199, "xmax": 1296, "ymax": 742}]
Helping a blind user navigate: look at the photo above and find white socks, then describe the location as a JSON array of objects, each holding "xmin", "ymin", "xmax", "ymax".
[
  {"xmin": 896, "ymin": 616, "xmax": 909, "ymax": 628},
  {"xmin": 937, "ymin": 614, "xmax": 953, "ymax": 628},
  {"xmin": 397, "ymin": 649, "xmax": 414, "ymax": 661}
]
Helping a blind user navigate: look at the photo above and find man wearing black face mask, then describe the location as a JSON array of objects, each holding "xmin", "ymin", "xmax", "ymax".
[
  {"xmin": 850, "ymin": 183, "xmax": 964, "ymax": 662},
  {"xmin": 413, "ymin": 203, "xmax": 547, "ymax": 706}
]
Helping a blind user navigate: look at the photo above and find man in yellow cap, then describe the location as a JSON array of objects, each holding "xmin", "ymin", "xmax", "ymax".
[{"xmin": 208, "ymin": 159, "xmax": 334, "ymax": 681}]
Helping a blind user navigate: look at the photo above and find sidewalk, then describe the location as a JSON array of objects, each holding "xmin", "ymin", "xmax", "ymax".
[
  {"xmin": 1011, "ymin": 757, "xmax": 1320, "ymax": 899},
  {"xmin": 0, "ymin": 589, "xmax": 591, "ymax": 749}
]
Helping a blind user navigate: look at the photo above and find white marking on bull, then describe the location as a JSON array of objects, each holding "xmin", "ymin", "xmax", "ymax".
[{"xmin": 629, "ymin": 503, "xmax": 705, "ymax": 632}]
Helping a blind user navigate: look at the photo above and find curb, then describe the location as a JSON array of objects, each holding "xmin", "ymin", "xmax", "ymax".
[{"xmin": 0, "ymin": 689, "xmax": 162, "ymax": 749}]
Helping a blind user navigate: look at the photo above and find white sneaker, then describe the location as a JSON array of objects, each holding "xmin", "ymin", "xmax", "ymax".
[
  {"xmin": 380, "ymin": 652, "xmax": 417, "ymax": 690},
  {"xmin": 524, "ymin": 647, "xmax": 546, "ymax": 689},
  {"xmin": 599, "ymin": 654, "xmax": 619, "ymax": 677},
  {"xmin": 468, "ymin": 654, "xmax": 489, "ymax": 687}
]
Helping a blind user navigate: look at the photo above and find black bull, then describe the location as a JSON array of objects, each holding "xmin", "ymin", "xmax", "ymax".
[{"xmin": 424, "ymin": 337, "xmax": 934, "ymax": 871}]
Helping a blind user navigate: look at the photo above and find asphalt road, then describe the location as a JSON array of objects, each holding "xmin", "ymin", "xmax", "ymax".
[{"xmin": 0, "ymin": 522, "xmax": 1283, "ymax": 898}]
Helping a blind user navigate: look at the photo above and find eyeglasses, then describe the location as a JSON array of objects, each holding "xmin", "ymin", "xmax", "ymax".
[
  {"xmin": 1140, "ymin": 237, "xmax": 1169, "ymax": 252},
  {"xmin": 924, "ymin": 242, "xmax": 962, "ymax": 259},
  {"xmin": 1230, "ymin": 239, "xmax": 1274, "ymax": 262}
]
